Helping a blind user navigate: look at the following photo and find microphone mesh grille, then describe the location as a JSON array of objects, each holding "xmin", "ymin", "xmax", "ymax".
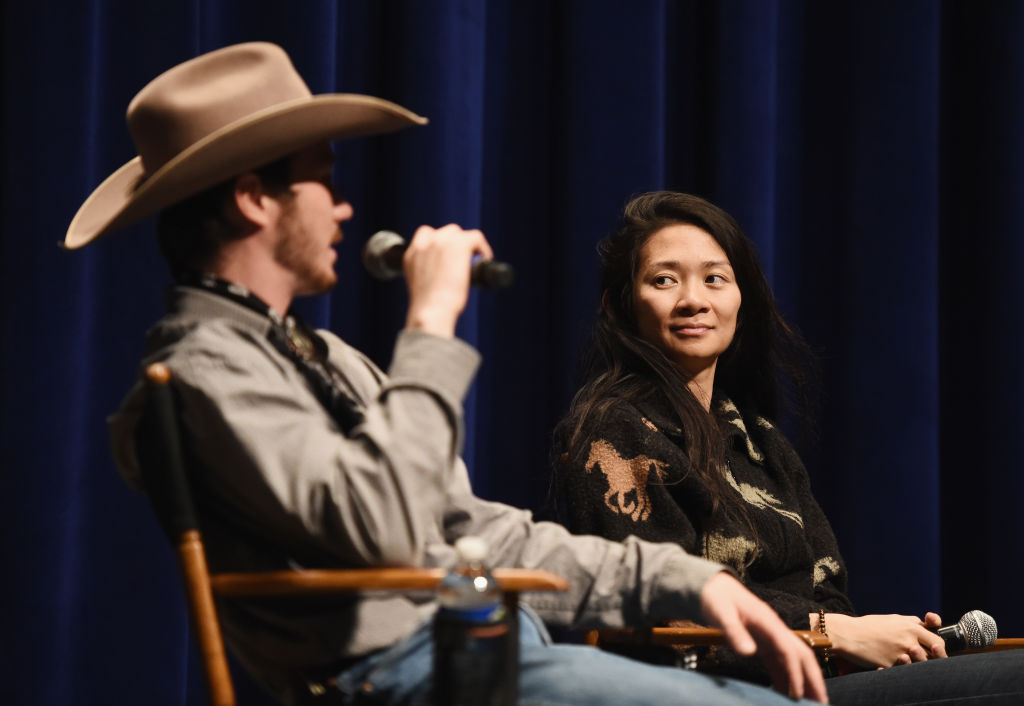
[
  {"xmin": 362, "ymin": 230, "xmax": 405, "ymax": 280},
  {"xmin": 959, "ymin": 610, "xmax": 998, "ymax": 648}
]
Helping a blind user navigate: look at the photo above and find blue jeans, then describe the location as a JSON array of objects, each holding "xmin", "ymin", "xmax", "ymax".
[{"xmin": 332, "ymin": 607, "xmax": 818, "ymax": 705}]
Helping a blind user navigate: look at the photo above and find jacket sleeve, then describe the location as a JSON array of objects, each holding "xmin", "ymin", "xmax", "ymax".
[
  {"xmin": 758, "ymin": 431, "xmax": 857, "ymax": 627},
  {"xmin": 505, "ymin": 402, "xmax": 722, "ymax": 628},
  {"xmin": 443, "ymin": 470, "xmax": 725, "ymax": 630},
  {"xmin": 118, "ymin": 325, "xmax": 479, "ymax": 570}
]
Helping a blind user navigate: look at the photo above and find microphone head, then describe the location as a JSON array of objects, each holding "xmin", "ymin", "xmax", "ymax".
[
  {"xmin": 362, "ymin": 230, "xmax": 405, "ymax": 280},
  {"xmin": 958, "ymin": 610, "xmax": 998, "ymax": 649}
]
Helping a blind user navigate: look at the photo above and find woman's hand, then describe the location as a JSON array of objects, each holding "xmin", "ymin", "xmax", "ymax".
[{"xmin": 818, "ymin": 612, "xmax": 947, "ymax": 669}]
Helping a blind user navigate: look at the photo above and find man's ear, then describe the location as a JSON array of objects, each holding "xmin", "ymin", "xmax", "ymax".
[{"xmin": 226, "ymin": 173, "xmax": 271, "ymax": 229}]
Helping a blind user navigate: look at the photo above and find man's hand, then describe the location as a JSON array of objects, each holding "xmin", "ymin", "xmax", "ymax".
[
  {"xmin": 403, "ymin": 224, "xmax": 494, "ymax": 337},
  {"xmin": 701, "ymin": 572, "xmax": 829, "ymax": 704}
]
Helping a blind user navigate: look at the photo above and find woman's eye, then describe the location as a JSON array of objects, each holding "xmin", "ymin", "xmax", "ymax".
[
  {"xmin": 653, "ymin": 275, "xmax": 675, "ymax": 287},
  {"xmin": 706, "ymin": 274, "xmax": 726, "ymax": 285}
]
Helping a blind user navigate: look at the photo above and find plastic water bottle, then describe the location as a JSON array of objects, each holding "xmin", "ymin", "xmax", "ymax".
[{"xmin": 433, "ymin": 536, "xmax": 517, "ymax": 706}]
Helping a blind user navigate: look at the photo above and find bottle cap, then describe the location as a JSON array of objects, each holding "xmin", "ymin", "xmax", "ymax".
[{"xmin": 453, "ymin": 535, "xmax": 487, "ymax": 563}]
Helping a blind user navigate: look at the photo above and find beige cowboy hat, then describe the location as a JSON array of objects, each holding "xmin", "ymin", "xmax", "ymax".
[{"xmin": 64, "ymin": 41, "xmax": 427, "ymax": 249}]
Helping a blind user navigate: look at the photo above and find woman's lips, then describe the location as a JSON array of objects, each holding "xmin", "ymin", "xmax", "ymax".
[{"xmin": 672, "ymin": 325, "xmax": 711, "ymax": 336}]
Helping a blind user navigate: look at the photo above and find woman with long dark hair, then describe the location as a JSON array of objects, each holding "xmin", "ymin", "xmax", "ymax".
[{"xmin": 552, "ymin": 191, "xmax": 1023, "ymax": 704}]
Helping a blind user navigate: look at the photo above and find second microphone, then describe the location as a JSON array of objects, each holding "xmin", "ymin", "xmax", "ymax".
[{"xmin": 362, "ymin": 230, "xmax": 515, "ymax": 289}]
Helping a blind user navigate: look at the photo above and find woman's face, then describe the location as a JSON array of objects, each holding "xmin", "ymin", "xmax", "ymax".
[{"xmin": 632, "ymin": 223, "xmax": 741, "ymax": 384}]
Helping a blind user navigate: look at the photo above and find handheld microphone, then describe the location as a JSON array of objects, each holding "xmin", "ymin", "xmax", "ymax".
[
  {"xmin": 934, "ymin": 610, "xmax": 997, "ymax": 651},
  {"xmin": 362, "ymin": 230, "xmax": 515, "ymax": 289}
]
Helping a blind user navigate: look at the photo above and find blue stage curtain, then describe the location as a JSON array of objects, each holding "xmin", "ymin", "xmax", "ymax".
[{"xmin": 3, "ymin": 1, "xmax": 1023, "ymax": 703}]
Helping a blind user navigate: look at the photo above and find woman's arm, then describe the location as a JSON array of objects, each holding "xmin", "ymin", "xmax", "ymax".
[
  {"xmin": 774, "ymin": 432, "xmax": 948, "ymax": 667},
  {"xmin": 812, "ymin": 612, "xmax": 947, "ymax": 668},
  {"xmin": 734, "ymin": 420, "xmax": 857, "ymax": 626}
]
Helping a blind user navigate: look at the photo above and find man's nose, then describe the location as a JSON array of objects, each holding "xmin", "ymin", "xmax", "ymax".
[{"xmin": 334, "ymin": 200, "xmax": 354, "ymax": 223}]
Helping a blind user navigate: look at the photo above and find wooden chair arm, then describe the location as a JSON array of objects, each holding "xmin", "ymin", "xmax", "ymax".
[
  {"xmin": 491, "ymin": 568, "xmax": 571, "ymax": 593},
  {"xmin": 588, "ymin": 627, "xmax": 831, "ymax": 653},
  {"xmin": 959, "ymin": 638, "xmax": 1024, "ymax": 654},
  {"xmin": 790, "ymin": 630, "xmax": 832, "ymax": 650},
  {"xmin": 209, "ymin": 567, "xmax": 569, "ymax": 597}
]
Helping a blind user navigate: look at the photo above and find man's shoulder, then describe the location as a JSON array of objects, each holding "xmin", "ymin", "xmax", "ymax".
[
  {"xmin": 145, "ymin": 287, "xmax": 281, "ymax": 378},
  {"xmin": 110, "ymin": 299, "xmax": 291, "ymax": 488},
  {"xmin": 148, "ymin": 317, "xmax": 264, "ymax": 376}
]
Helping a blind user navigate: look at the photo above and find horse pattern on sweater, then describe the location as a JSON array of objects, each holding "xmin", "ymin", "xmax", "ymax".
[
  {"xmin": 556, "ymin": 394, "xmax": 855, "ymax": 629},
  {"xmin": 584, "ymin": 438, "xmax": 669, "ymax": 522}
]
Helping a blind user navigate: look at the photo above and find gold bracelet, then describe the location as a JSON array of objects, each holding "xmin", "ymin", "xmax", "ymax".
[{"xmin": 818, "ymin": 609, "xmax": 833, "ymax": 667}]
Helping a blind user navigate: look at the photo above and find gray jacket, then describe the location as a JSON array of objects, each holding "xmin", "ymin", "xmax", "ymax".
[{"xmin": 109, "ymin": 286, "xmax": 723, "ymax": 697}]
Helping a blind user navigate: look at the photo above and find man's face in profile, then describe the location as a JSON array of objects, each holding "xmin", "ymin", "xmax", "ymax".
[{"xmin": 269, "ymin": 141, "xmax": 353, "ymax": 297}]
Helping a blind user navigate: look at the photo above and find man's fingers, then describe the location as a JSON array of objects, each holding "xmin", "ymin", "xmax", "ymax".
[
  {"xmin": 717, "ymin": 612, "xmax": 757, "ymax": 656},
  {"xmin": 807, "ymin": 654, "xmax": 830, "ymax": 704},
  {"xmin": 786, "ymin": 634, "xmax": 828, "ymax": 703},
  {"xmin": 783, "ymin": 649, "xmax": 805, "ymax": 700},
  {"xmin": 744, "ymin": 616, "xmax": 827, "ymax": 703},
  {"xmin": 699, "ymin": 574, "xmax": 827, "ymax": 702},
  {"xmin": 765, "ymin": 636, "xmax": 828, "ymax": 704},
  {"xmin": 469, "ymin": 229, "xmax": 495, "ymax": 261}
]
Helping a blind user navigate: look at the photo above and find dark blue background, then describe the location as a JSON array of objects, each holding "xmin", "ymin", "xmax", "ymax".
[{"xmin": 3, "ymin": 1, "xmax": 1022, "ymax": 703}]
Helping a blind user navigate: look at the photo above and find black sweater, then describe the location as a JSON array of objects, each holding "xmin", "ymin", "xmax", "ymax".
[{"xmin": 555, "ymin": 393, "xmax": 856, "ymax": 679}]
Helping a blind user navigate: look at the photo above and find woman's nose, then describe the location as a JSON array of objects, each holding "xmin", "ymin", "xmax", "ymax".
[{"xmin": 675, "ymin": 279, "xmax": 709, "ymax": 312}]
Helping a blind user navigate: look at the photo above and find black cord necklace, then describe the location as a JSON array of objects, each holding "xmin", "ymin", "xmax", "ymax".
[{"xmin": 177, "ymin": 272, "xmax": 364, "ymax": 434}]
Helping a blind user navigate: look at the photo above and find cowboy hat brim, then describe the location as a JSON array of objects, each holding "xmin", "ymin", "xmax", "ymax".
[{"xmin": 64, "ymin": 93, "xmax": 426, "ymax": 249}]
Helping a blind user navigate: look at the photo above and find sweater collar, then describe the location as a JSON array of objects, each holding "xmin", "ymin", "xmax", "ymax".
[{"xmin": 636, "ymin": 392, "xmax": 768, "ymax": 466}]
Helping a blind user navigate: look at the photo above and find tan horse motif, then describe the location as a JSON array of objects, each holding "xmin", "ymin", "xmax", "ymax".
[
  {"xmin": 813, "ymin": 556, "xmax": 841, "ymax": 587},
  {"xmin": 585, "ymin": 439, "xmax": 669, "ymax": 522}
]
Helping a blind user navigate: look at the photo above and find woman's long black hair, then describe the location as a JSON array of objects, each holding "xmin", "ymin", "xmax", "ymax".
[{"xmin": 554, "ymin": 191, "xmax": 817, "ymax": 536}]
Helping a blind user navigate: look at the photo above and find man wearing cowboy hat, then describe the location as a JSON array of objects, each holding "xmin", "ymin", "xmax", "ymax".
[{"xmin": 69, "ymin": 42, "xmax": 827, "ymax": 705}]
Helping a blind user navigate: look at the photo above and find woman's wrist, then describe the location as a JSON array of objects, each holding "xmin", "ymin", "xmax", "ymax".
[
  {"xmin": 818, "ymin": 610, "xmax": 834, "ymax": 671},
  {"xmin": 810, "ymin": 612, "xmax": 850, "ymax": 651},
  {"xmin": 820, "ymin": 612, "xmax": 854, "ymax": 654}
]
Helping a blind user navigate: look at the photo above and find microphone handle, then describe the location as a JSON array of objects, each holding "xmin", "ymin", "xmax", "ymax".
[
  {"xmin": 384, "ymin": 246, "xmax": 514, "ymax": 288},
  {"xmin": 470, "ymin": 259, "xmax": 515, "ymax": 289},
  {"xmin": 935, "ymin": 624, "xmax": 966, "ymax": 652},
  {"xmin": 366, "ymin": 232, "xmax": 515, "ymax": 289}
]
